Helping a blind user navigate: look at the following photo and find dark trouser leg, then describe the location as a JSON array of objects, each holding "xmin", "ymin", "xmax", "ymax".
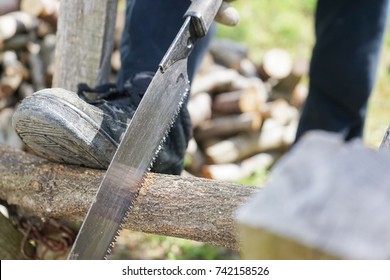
[
  {"xmin": 117, "ymin": 0, "xmax": 215, "ymax": 174},
  {"xmin": 296, "ymin": 0, "xmax": 389, "ymax": 141},
  {"xmin": 117, "ymin": 0, "xmax": 215, "ymax": 87}
]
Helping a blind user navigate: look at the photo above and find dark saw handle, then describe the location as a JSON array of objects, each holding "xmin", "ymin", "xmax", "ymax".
[{"xmin": 185, "ymin": 0, "xmax": 223, "ymax": 38}]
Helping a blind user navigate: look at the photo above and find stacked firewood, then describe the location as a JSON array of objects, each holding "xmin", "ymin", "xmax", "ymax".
[
  {"xmin": 186, "ymin": 40, "xmax": 308, "ymax": 182},
  {"xmin": 0, "ymin": 0, "xmax": 59, "ymax": 149}
]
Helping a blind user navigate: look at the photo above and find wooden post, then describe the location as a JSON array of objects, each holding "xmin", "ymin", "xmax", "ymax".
[
  {"xmin": 0, "ymin": 212, "xmax": 26, "ymax": 259},
  {"xmin": 53, "ymin": 0, "xmax": 118, "ymax": 91},
  {"xmin": 236, "ymin": 131, "xmax": 390, "ymax": 259}
]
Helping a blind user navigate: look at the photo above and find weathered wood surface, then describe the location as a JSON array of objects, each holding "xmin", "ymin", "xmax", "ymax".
[
  {"xmin": 0, "ymin": 212, "xmax": 27, "ymax": 259},
  {"xmin": 53, "ymin": 0, "xmax": 117, "ymax": 90},
  {"xmin": 236, "ymin": 131, "xmax": 390, "ymax": 259},
  {"xmin": 0, "ymin": 144, "xmax": 258, "ymax": 251}
]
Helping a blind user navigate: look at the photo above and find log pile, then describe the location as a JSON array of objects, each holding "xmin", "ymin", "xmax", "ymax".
[
  {"xmin": 0, "ymin": 0, "xmax": 59, "ymax": 150},
  {"xmin": 186, "ymin": 40, "xmax": 309, "ymax": 182}
]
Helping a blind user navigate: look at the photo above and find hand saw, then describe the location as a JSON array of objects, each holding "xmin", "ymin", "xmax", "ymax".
[{"xmin": 67, "ymin": 0, "xmax": 223, "ymax": 259}]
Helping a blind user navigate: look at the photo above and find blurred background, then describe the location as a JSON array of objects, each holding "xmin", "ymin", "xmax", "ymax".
[{"xmin": 1, "ymin": 0, "xmax": 390, "ymax": 259}]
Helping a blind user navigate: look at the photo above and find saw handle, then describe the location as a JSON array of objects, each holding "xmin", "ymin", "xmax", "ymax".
[{"xmin": 184, "ymin": 0, "xmax": 223, "ymax": 38}]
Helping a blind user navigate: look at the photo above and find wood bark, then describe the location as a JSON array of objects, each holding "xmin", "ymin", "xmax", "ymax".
[
  {"xmin": 212, "ymin": 87, "xmax": 262, "ymax": 114},
  {"xmin": 53, "ymin": 0, "xmax": 117, "ymax": 91},
  {"xmin": 20, "ymin": 0, "xmax": 59, "ymax": 27},
  {"xmin": 0, "ymin": 11, "xmax": 37, "ymax": 44},
  {"xmin": 258, "ymin": 48, "xmax": 293, "ymax": 81},
  {"xmin": 0, "ymin": 144, "xmax": 258, "ymax": 251},
  {"xmin": 194, "ymin": 112, "xmax": 262, "ymax": 141}
]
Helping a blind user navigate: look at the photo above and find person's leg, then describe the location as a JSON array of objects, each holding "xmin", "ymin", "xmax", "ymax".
[
  {"xmin": 116, "ymin": 0, "xmax": 216, "ymax": 174},
  {"xmin": 117, "ymin": 0, "xmax": 215, "ymax": 87},
  {"xmin": 296, "ymin": 0, "xmax": 389, "ymax": 141}
]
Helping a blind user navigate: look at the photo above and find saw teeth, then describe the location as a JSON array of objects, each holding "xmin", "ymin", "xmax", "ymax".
[{"xmin": 103, "ymin": 88, "xmax": 189, "ymax": 260}]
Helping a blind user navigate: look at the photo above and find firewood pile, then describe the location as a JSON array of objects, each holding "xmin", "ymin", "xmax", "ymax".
[
  {"xmin": 186, "ymin": 41, "xmax": 309, "ymax": 182},
  {"xmin": 0, "ymin": 0, "xmax": 309, "ymax": 184},
  {"xmin": 0, "ymin": 0, "xmax": 58, "ymax": 150}
]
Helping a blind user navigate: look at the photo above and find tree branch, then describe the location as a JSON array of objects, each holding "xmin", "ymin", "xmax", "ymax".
[{"xmin": 0, "ymin": 144, "xmax": 258, "ymax": 251}]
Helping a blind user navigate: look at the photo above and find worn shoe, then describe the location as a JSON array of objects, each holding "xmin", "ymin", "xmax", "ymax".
[{"xmin": 12, "ymin": 72, "xmax": 192, "ymax": 175}]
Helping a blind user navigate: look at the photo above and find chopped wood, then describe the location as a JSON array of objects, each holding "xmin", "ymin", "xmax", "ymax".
[
  {"xmin": 209, "ymin": 39, "xmax": 257, "ymax": 77},
  {"xmin": 185, "ymin": 138, "xmax": 207, "ymax": 176},
  {"xmin": 0, "ymin": 11, "xmax": 37, "ymax": 44},
  {"xmin": 27, "ymin": 40, "xmax": 46, "ymax": 90},
  {"xmin": 0, "ymin": 144, "xmax": 258, "ymax": 251},
  {"xmin": 260, "ymin": 98, "xmax": 299, "ymax": 125},
  {"xmin": 187, "ymin": 91, "xmax": 212, "ymax": 128},
  {"xmin": 204, "ymin": 119, "xmax": 297, "ymax": 164},
  {"xmin": 20, "ymin": 0, "xmax": 59, "ymax": 27},
  {"xmin": 1, "ymin": 34, "xmax": 29, "ymax": 51},
  {"xmin": 202, "ymin": 152, "xmax": 277, "ymax": 182},
  {"xmin": 194, "ymin": 111, "xmax": 262, "ymax": 141},
  {"xmin": 212, "ymin": 86, "xmax": 264, "ymax": 115},
  {"xmin": 291, "ymin": 83, "xmax": 308, "ymax": 110},
  {"xmin": 39, "ymin": 33, "xmax": 55, "ymax": 87},
  {"xmin": 191, "ymin": 66, "xmax": 240, "ymax": 95},
  {"xmin": 272, "ymin": 58, "xmax": 308, "ymax": 98},
  {"xmin": 0, "ymin": 50, "xmax": 25, "ymax": 97},
  {"xmin": 258, "ymin": 48, "xmax": 293, "ymax": 81}
]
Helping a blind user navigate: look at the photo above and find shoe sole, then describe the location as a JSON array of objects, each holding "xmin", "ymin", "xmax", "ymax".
[{"xmin": 13, "ymin": 91, "xmax": 118, "ymax": 169}]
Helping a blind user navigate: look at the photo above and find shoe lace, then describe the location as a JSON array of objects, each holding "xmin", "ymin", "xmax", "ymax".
[{"xmin": 76, "ymin": 72, "xmax": 155, "ymax": 110}]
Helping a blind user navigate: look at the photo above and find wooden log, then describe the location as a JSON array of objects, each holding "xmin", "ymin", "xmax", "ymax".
[
  {"xmin": 1, "ymin": 34, "xmax": 29, "ymax": 51},
  {"xmin": 185, "ymin": 138, "xmax": 207, "ymax": 176},
  {"xmin": 194, "ymin": 111, "xmax": 262, "ymax": 141},
  {"xmin": 53, "ymin": 0, "xmax": 118, "ymax": 91},
  {"xmin": 209, "ymin": 39, "xmax": 257, "ymax": 77},
  {"xmin": 191, "ymin": 66, "xmax": 240, "ymax": 95},
  {"xmin": 0, "ymin": 144, "xmax": 257, "ymax": 251},
  {"xmin": 204, "ymin": 119, "xmax": 297, "ymax": 164},
  {"xmin": 272, "ymin": 58, "xmax": 308, "ymax": 99},
  {"xmin": 209, "ymin": 39, "xmax": 248, "ymax": 68},
  {"xmin": 187, "ymin": 92, "xmax": 212, "ymax": 128},
  {"xmin": 260, "ymin": 98, "xmax": 299, "ymax": 126},
  {"xmin": 0, "ymin": 12, "xmax": 37, "ymax": 45},
  {"xmin": 196, "ymin": 51, "xmax": 215, "ymax": 76},
  {"xmin": 258, "ymin": 48, "xmax": 293, "ymax": 81},
  {"xmin": 39, "ymin": 33, "xmax": 56, "ymax": 87},
  {"xmin": 212, "ymin": 86, "xmax": 263, "ymax": 115},
  {"xmin": 291, "ymin": 83, "xmax": 308, "ymax": 110},
  {"xmin": 27, "ymin": 40, "xmax": 46, "ymax": 90},
  {"xmin": 202, "ymin": 152, "xmax": 277, "ymax": 183},
  {"xmin": 20, "ymin": 0, "xmax": 60, "ymax": 27},
  {"xmin": 0, "ymin": 51, "xmax": 25, "ymax": 98}
]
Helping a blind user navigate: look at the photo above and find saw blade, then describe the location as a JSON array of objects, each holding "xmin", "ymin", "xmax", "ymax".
[{"xmin": 68, "ymin": 55, "xmax": 190, "ymax": 260}]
